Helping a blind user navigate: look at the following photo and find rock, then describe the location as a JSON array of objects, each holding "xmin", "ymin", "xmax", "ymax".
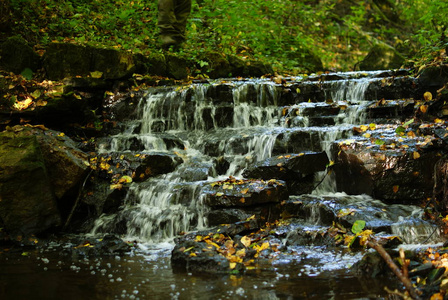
[
  {"xmin": 351, "ymin": 251, "xmax": 390, "ymax": 278},
  {"xmin": 202, "ymin": 177, "xmax": 288, "ymax": 208},
  {"xmin": 43, "ymin": 43, "xmax": 138, "ymax": 80},
  {"xmin": 134, "ymin": 152, "xmax": 183, "ymax": 181},
  {"xmin": 0, "ymin": 125, "xmax": 90, "ymax": 236},
  {"xmin": 359, "ymin": 43, "xmax": 405, "ymax": 71},
  {"xmin": 171, "ymin": 240, "xmax": 231, "ymax": 274},
  {"xmin": 64, "ymin": 234, "xmax": 131, "ymax": 257},
  {"xmin": 287, "ymin": 47, "xmax": 324, "ymax": 73},
  {"xmin": 243, "ymin": 152, "xmax": 329, "ymax": 195},
  {"xmin": 199, "ymin": 51, "xmax": 232, "ymax": 79},
  {"xmin": 331, "ymin": 135, "xmax": 442, "ymax": 203},
  {"xmin": 0, "ymin": 36, "xmax": 41, "ymax": 74},
  {"xmin": 165, "ymin": 54, "xmax": 188, "ymax": 80},
  {"xmin": 135, "ymin": 53, "xmax": 167, "ymax": 77},
  {"xmin": 43, "ymin": 43, "xmax": 92, "ymax": 80},
  {"xmin": 243, "ymin": 151, "xmax": 329, "ymax": 178},
  {"xmin": 417, "ymin": 65, "xmax": 448, "ymax": 89}
]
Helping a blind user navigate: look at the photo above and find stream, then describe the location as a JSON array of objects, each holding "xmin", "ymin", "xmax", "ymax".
[{"xmin": 0, "ymin": 70, "xmax": 444, "ymax": 299}]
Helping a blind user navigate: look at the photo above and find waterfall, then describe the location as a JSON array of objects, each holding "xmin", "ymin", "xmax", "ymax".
[{"xmin": 91, "ymin": 72, "xmax": 439, "ymax": 246}]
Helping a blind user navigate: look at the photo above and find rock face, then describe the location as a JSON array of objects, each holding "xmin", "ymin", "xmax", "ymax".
[{"xmin": 0, "ymin": 125, "xmax": 90, "ymax": 236}]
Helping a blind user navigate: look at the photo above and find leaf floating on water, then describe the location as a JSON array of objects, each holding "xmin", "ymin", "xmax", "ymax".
[
  {"xmin": 413, "ymin": 151, "xmax": 421, "ymax": 159},
  {"xmin": 216, "ymin": 192, "xmax": 224, "ymax": 196}
]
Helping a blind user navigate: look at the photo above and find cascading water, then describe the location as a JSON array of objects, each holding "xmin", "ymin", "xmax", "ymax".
[{"xmin": 92, "ymin": 72, "xmax": 442, "ymax": 247}]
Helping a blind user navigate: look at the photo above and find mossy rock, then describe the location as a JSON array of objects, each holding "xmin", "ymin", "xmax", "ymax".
[
  {"xmin": 165, "ymin": 53, "xmax": 189, "ymax": 80},
  {"xmin": 135, "ymin": 52, "xmax": 167, "ymax": 76},
  {"xmin": 287, "ymin": 47, "xmax": 324, "ymax": 73},
  {"xmin": 44, "ymin": 43, "xmax": 92, "ymax": 80},
  {"xmin": 199, "ymin": 51, "xmax": 232, "ymax": 79},
  {"xmin": 44, "ymin": 42, "xmax": 139, "ymax": 80},
  {"xmin": 0, "ymin": 36, "xmax": 41, "ymax": 74},
  {"xmin": 359, "ymin": 43, "xmax": 405, "ymax": 71}
]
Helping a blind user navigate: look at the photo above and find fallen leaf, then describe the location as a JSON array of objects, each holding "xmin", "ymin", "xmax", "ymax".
[
  {"xmin": 240, "ymin": 236, "xmax": 251, "ymax": 248},
  {"xmin": 423, "ymin": 91, "xmax": 433, "ymax": 101}
]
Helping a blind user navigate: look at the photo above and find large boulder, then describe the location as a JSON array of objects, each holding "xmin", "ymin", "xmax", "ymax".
[
  {"xmin": 0, "ymin": 125, "xmax": 90, "ymax": 236},
  {"xmin": 331, "ymin": 132, "xmax": 443, "ymax": 203},
  {"xmin": 359, "ymin": 43, "xmax": 405, "ymax": 71},
  {"xmin": 0, "ymin": 36, "xmax": 41, "ymax": 74}
]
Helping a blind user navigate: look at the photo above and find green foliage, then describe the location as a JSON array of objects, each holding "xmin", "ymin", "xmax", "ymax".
[
  {"xmin": 3, "ymin": 0, "xmax": 446, "ymax": 74},
  {"xmin": 351, "ymin": 220, "xmax": 366, "ymax": 235}
]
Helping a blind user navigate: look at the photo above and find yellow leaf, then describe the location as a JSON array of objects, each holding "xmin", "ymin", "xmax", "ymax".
[
  {"xmin": 229, "ymin": 262, "xmax": 237, "ymax": 269},
  {"xmin": 259, "ymin": 241, "xmax": 270, "ymax": 251},
  {"xmin": 240, "ymin": 236, "xmax": 251, "ymax": 248},
  {"xmin": 216, "ymin": 192, "xmax": 224, "ymax": 196},
  {"xmin": 413, "ymin": 151, "xmax": 421, "ymax": 159},
  {"xmin": 241, "ymin": 188, "xmax": 250, "ymax": 195},
  {"xmin": 246, "ymin": 215, "xmax": 256, "ymax": 221},
  {"xmin": 360, "ymin": 125, "xmax": 369, "ymax": 132},
  {"xmin": 236, "ymin": 248, "xmax": 246, "ymax": 257},
  {"xmin": 420, "ymin": 105, "xmax": 428, "ymax": 113},
  {"xmin": 90, "ymin": 71, "xmax": 103, "ymax": 78},
  {"xmin": 369, "ymin": 123, "xmax": 377, "ymax": 130},
  {"xmin": 58, "ymin": 132, "xmax": 65, "ymax": 137},
  {"xmin": 119, "ymin": 175, "xmax": 133, "ymax": 183},
  {"xmin": 189, "ymin": 252, "xmax": 197, "ymax": 257},
  {"xmin": 110, "ymin": 183, "xmax": 123, "ymax": 190},
  {"xmin": 423, "ymin": 91, "xmax": 433, "ymax": 101},
  {"xmin": 393, "ymin": 185, "xmax": 399, "ymax": 193},
  {"xmin": 13, "ymin": 98, "xmax": 33, "ymax": 110}
]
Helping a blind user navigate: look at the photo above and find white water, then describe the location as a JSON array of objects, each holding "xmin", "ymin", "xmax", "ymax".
[{"xmin": 91, "ymin": 73, "xmax": 442, "ymax": 246}]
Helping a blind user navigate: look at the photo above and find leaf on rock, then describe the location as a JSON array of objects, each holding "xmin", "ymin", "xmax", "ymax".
[{"xmin": 240, "ymin": 236, "xmax": 251, "ymax": 248}]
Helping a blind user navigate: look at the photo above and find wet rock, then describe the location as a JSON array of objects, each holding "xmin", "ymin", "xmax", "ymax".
[
  {"xmin": 359, "ymin": 43, "xmax": 405, "ymax": 71},
  {"xmin": 243, "ymin": 152, "xmax": 329, "ymax": 195},
  {"xmin": 351, "ymin": 251, "xmax": 391, "ymax": 278},
  {"xmin": 284, "ymin": 226, "xmax": 335, "ymax": 247},
  {"xmin": 64, "ymin": 234, "xmax": 131, "ymax": 257},
  {"xmin": 0, "ymin": 125, "xmax": 90, "ymax": 236},
  {"xmin": 202, "ymin": 177, "xmax": 288, "ymax": 208},
  {"xmin": 417, "ymin": 65, "xmax": 448, "ymax": 89},
  {"xmin": 206, "ymin": 203, "xmax": 282, "ymax": 226},
  {"xmin": 433, "ymin": 156, "xmax": 448, "ymax": 213},
  {"xmin": 332, "ymin": 135, "xmax": 443, "ymax": 203},
  {"xmin": 171, "ymin": 240, "xmax": 231, "ymax": 274},
  {"xmin": 134, "ymin": 152, "xmax": 183, "ymax": 181},
  {"xmin": 244, "ymin": 151, "xmax": 329, "ymax": 178},
  {"xmin": 0, "ymin": 36, "xmax": 41, "ymax": 74}
]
